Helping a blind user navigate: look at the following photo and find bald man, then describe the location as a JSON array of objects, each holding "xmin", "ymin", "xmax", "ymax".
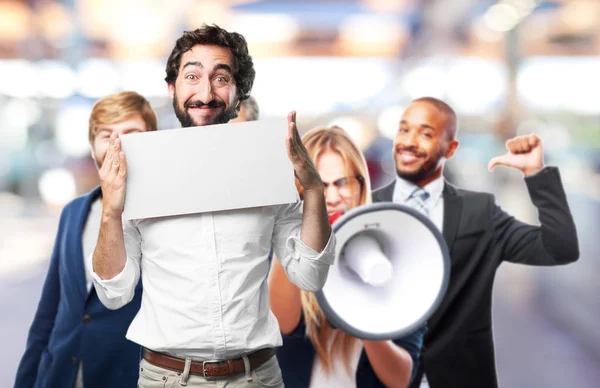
[
  {"xmin": 372, "ymin": 97, "xmax": 579, "ymax": 388},
  {"xmin": 229, "ymin": 95, "xmax": 259, "ymax": 123}
]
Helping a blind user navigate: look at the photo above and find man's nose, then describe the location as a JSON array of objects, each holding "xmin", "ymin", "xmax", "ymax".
[
  {"xmin": 399, "ymin": 132, "xmax": 418, "ymax": 148},
  {"xmin": 195, "ymin": 78, "xmax": 214, "ymax": 104}
]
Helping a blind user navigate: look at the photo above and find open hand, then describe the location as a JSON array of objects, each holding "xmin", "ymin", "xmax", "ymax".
[
  {"xmin": 99, "ymin": 132, "xmax": 127, "ymax": 217},
  {"xmin": 286, "ymin": 111, "xmax": 322, "ymax": 192}
]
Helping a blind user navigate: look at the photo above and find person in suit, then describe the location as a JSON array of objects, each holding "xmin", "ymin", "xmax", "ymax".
[
  {"xmin": 15, "ymin": 91, "xmax": 158, "ymax": 388},
  {"xmin": 269, "ymin": 125, "xmax": 426, "ymax": 388},
  {"xmin": 372, "ymin": 96, "xmax": 579, "ymax": 388}
]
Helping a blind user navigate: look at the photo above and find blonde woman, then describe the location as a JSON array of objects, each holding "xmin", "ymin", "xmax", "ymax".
[{"xmin": 269, "ymin": 126, "xmax": 426, "ymax": 388}]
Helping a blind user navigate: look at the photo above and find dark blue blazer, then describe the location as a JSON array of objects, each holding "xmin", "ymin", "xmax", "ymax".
[
  {"xmin": 277, "ymin": 316, "xmax": 426, "ymax": 388},
  {"xmin": 15, "ymin": 187, "xmax": 143, "ymax": 388}
]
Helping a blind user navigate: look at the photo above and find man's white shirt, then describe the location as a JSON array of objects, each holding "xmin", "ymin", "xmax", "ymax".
[
  {"xmin": 393, "ymin": 175, "xmax": 445, "ymax": 232},
  {"xmin": 92, "ymin": 200, "xmax": 335, "ymax": 360}
]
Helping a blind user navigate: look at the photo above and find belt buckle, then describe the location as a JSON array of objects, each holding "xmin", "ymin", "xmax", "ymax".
[{"xmin": 202, "ymin": 359, "xmax": 223, "ymax": 379}]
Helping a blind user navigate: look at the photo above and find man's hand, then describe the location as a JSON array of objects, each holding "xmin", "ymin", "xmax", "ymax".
[
  {"xmin": 99, "ymin": 132, "xmax": 127, "ymax": 218},
  {"xmin": 488, "ymin": 133, "xmax": 545, "ymax": 177},
  {"xmin": 286, "ymin": 111, "xmax": 322, "ymax": 192}
]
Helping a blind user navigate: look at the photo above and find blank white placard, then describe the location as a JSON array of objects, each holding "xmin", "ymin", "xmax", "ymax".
[{"xmin": 120, "ymin": 118, "xmax": 298, "ymax": 220}]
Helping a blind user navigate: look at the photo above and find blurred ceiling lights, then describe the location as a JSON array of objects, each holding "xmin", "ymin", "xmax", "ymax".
[
  {"xmin": 37, "ymin": 2, "xmax": 75, "ymax": 44},
  {"xmin": 0, "ymin": 1, "xmax": 31, "ymax": 41},
  {"xmin": 338, "ymin": 14, "xmax": 409, "ymax": 56},
  {"xmin": 77, "ymin": 59, "xmax": 120, "ymax": 98},
  {"xmin": 361, "ymin": 0, "xmax": 415, "ymax": 13},
  {"xmin": 484, "ymin": 0, "xmax": 538, "ymax": 32}
]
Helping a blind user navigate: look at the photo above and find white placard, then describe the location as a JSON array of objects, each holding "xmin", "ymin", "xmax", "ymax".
[{"xmin": 120, "ymin": 118, "xmax": 298, "ymax": 220}]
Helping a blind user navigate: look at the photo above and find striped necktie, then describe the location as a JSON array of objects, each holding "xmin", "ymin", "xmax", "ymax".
[
  {"xmin": 407, "ymin": 187, "xmax": 430, "ymax": 217},
  {"xmin": 409, "ymin": 187, "xmax": 431, "ymax": 387}
]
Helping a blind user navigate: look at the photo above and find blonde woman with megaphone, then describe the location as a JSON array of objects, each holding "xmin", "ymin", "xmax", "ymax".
[{"xmin": 269, "ymin": 126, "xmax": 426, "ymax": 388}]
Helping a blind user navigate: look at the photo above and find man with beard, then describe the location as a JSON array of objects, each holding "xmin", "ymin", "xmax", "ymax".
[
  {"xmin": 91, "ymin": 25, "xmax": 335, "ymax": 388},
  {"xmin": 372, "ymin": 97, "xmax": 579, "ymax": 388}
]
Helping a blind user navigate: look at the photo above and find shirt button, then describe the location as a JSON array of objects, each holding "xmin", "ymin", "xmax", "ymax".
[
  {"xmin": 72, "ymin": 357, "xmax": 78, "ymax": 365},
  {"xmin": 82, "ymin": 315, "xmax": 91, "ymax": 324}
]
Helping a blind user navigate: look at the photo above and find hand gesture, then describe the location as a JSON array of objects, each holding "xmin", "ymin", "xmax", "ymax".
[
  {"xmin": 488, "ymin": 134, "xmax": 544, "ymax": 177},
  {"xmin": 286, "ymin": 111, "xmax": 322, "ymax": 192},
  {"xmin": 99, "ymin": 133, "xmax": 127, "ymax": 217}
]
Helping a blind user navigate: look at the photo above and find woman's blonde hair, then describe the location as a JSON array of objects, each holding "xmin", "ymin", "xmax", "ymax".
[{"xmin": 300, "ymin": 125, "xmax": 372, "ymax": 374}]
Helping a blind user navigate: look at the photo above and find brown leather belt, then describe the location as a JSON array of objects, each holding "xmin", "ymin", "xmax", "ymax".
[{"xmin": 143, "ymin": 347, "xmax": 275, "ymax": 379}]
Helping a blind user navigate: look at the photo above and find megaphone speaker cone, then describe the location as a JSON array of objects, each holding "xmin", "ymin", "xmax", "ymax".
[
  {"xmin": 343, "ymin": 234, "xmax": 393, "ymax": 287},
  {"xmin": 316, "ymin": 202, "xmax": 450, "ymax": 340}
]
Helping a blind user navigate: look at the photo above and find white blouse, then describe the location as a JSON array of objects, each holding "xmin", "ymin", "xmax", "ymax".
[{"xmin": 309, "ymin": 332, "xmax": 364, "ymax": 387}]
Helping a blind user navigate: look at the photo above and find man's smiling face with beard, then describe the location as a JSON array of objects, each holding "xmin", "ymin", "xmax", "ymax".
[
  {"xmin": 393, "ymin": 101, "xmax": 459, "ymax": 187},
  {"xmin": 168, "ymin": 44, "xmax": 239, "ymax": 128}
]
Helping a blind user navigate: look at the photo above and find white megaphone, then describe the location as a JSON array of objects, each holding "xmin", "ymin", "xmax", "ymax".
[{"xmin": 315, "ymin": 202, "xmax": 450, "ymax": 340}]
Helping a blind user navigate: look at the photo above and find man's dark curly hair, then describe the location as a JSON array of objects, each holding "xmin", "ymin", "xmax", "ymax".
[{"xmin": 165, "ymin": 24, "xmax": 255, "ymax": 103}]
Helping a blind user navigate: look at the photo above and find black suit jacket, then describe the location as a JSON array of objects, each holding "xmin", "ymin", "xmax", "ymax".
[{"xmin": 372, "ymin": 167, "xmax": 579, "ymax": 388}]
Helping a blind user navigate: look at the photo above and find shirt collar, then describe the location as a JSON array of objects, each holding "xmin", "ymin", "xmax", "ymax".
[{"xmin": 393, "ymin": 174, "xmax": 445, "ymax": 204}]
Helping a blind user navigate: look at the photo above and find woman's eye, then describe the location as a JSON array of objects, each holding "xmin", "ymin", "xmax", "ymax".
[{"xmin": 335, "ymin": 178, "xmax": 349, "ymax": 187}]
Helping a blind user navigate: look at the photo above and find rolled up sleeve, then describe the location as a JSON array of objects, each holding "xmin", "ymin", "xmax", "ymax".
[
  {"xmin": 272, "ymin": 201, "xmax": 336, "ymax": 292},
  {"xmin": 91, "ymin": 219, "xmax": 142, "ymax": 310}
]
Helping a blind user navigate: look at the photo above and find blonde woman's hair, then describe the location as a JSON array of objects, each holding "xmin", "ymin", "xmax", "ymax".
[
  {"xmin": 88, "ymin": 91, "xmax": 158, "ymax": 143},
  {"xmin": 300, "ymin": 125, "xmax": 372, "ymax": 374}
]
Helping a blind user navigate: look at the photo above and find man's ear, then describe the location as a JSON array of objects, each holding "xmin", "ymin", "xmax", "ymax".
[
  {"xmin": 445, "ymin": 139, "xmax": 459, "ymax": 159},
  {"xmin": 168, "ymin": 83, "xmax": 175, "ymax": 100}
]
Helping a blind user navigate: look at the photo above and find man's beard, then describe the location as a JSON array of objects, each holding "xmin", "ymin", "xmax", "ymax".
[
  {"xmin": 173, "ymin": 94, "xmax": 238, "ymax": 128},
  {"xmin": 395, "ymin": 146, "xmax": 445, "ymax": 183}
]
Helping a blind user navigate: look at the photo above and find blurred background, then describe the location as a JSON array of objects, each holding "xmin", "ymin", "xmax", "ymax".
[{"xmin": 1, "ymin": 0, "xmax": 599, "ymax": 386}]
